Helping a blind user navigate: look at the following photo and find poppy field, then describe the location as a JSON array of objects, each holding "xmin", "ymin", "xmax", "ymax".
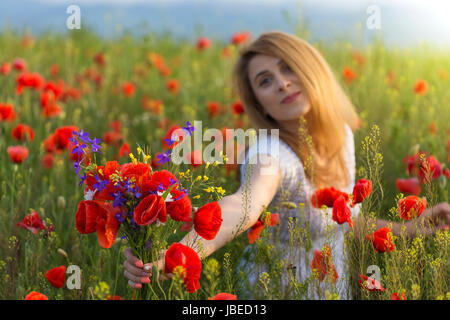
[{"xmin": 0, "ymin": 26, "xmax": 449, "ymax": 300}]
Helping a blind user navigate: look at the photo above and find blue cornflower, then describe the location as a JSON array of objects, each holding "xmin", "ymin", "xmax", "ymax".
[
  {"xmin": 93, "ymin": 174, "xmax": 109, "ymax": 191},
  {"xmin": 134, "ymin": 189, "xmax": 142, "ymax": 199},
  {"xmin": 76, "ymin": 129, "xmax": 90, "ymax": 144},
  {"xmin": 73, "ymin": 161, "xmax": 81, "ymax": 175},
  {"xmin": 156, "ymin": 183, "xmax": 165, "ymax": 192},
  {"xmin": 72, "ymin": 143, "xmax": 87, "ymax": 156},
  {"xmin": 78, "ymin": 173, "xmax": 87, "ymax": 186},
  {"xmin": 112, "ymin": 191, "xmax": 126, "ymax": 208},
  {"xmin": 169, "ymin": 177, "xmax": 178, "ymax": 186},
  {"xmin": 114, "ymin": 212, "xmax": 124, "ymax": 224},
  {"xmin": 182, "ymin": 121, "xmax": 195, "ymax": 136},
  {"xmin": 68, "ymin": 136, "xmax": 78, "ymax": 150},
  {"xmin": 89, "ymin": 137, "xmax": 102, "ymax": 153},
  {"xmin": 157, "ymin": 150, "xmax": 171, "ymax": 165},
  {"xmin": 164, "ymin": 137, "xmax": 175, "ymax": 148}
]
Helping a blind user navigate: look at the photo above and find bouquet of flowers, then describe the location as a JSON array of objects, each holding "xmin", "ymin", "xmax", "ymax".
[{"xmin": 69, "ymin": 122, "xmax": 225, "ymax": 299}]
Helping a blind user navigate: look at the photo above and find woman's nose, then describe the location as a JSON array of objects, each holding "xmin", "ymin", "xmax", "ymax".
[{"xmin": 277, "ymin": 76, "xmax": 290, "ymax": 91}]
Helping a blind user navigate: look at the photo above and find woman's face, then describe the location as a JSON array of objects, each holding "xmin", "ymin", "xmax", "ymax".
[{"xmin": 248, "ymin": 54, "xmax": 311, "ymax": 123}]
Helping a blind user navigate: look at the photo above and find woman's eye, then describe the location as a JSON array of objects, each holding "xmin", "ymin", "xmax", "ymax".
[
  {"xmin": 259, "ymin": 78, "xmax": 269, "ymax": 86},
  {"xmin": 282, "ymin": 64, "xmax": 292, "ymax": 72}
]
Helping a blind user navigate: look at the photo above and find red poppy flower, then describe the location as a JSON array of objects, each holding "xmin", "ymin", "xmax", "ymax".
[
  {"xmin": 133, "ymin": 194, "xmax": 167, "ymax": 225},
  {"xmin": 395, "ymin": 177, "xmax": 421, "ymax": 195},
  {"xmin": 207, "ymin": 101, "xmax": 220, "ymax": 118},
  {"xmin": 105, "ymin": 295, "xmax": 123, "ymax": 300},
  {"xmin": 164, "ymin": 242, "xmax": 202, "ymax": 293},
  {"xmin": 413, "ymin": 79, "xmax": 428, "ymax": 95},
  {"xmin": 231, "ymin": 100, "xmax": 244, "ymax": 115},
  {"xmin": 109, "ymin": 120, "xmax": 122, "ymax": 133},
  {"xmin": 103, "ymin": 131, "xmax": 124, "ymax": 147},
  {"xmin": 25, "ymin": 291, "xmax": 48, "ymax": 300},
  {"xmin": 196, "ymin": 37, "xmax": 211, "ymax": 51},
  {"xmin": 397, "ymin": 195, "xmax": 427, "ymax": 220},
  {"xmin": 351, "ymin": 49, "xmax": 366, "ymax": 66},
  {"xmin": 142, "ymin": 96, "xmax": 163, "ymax": 114},
  {"xmin": 0, "ymin": 103, "xmax": 17, "ymax": 122},
  {"xmin": 94, "ymin": 52, "xmax": 106, "ymax": 67},
  {"xmin": 119, "ymin": 142, "xmax": 131, "ymax": 158},
  {"xmin": 43, "ymin": 134, "xmax": 57, "ymax": 153},
  {"xmin": 248, "ymin": 213, "xmax": 279, "ymax": 244},
  {"xmin": 95, "ymin": 202, "xmax": 121, "ymax": 248},
  {"xmin": 429, "ymin": 123, "xmax": 436, "ymax": 135},
  {"xmin": 208, "ymin": 293, "xmax": 237, "ymax": 300},
  {"xmin": 54, "ymin": 126, "xmax": 79, "ymax": 150},
  {"xmin": 358, "ymin": 274, "xmax": 385, "ymax": 291},
  {"xmin": 391, "ymin": 292, "xmax": 407, "ymax": 300},
  {"xmin": 1, "ymin": 62, "xmax": 11, "ymax": 75},
  {"xmin": 15, "ymin": 72, "xmax": 44, "ymax": 94},
  {"xmin": 7, "ymin": 145, "xmax": 29, "ymax": 163},
  {"xmin": 387, "ymin": 70, "xmax": 395, "ymax": 85},
  {"xmin": 221, "ymin": 46, "xmax": 232, "ymax": 58},
  {"xmin": 230, "ymin": 31, "xmax": 250, "ymax": 45},
  {"xmin": 342, "ymin": 66, "xmax": 357, "ymax": 84},
  {"xmin": 332, "ymin": 196, "xmax": 353, "ymax": 227},
  {"xmin": 166, "ymin": 190, "xmax": 192, "ymax": 222},
  {"xmin": 42, "ymin": 102, "xmax": 62, "ymax": 118},
  {"xmin": 150, "ymin": 169, "xmax": 179, "ymax": 191},
  {"xmin": 166, "ymin": 79, "xmax": 179, "ymax": 94},
  {"xmin": 75, "ymin": 200, "xmax": 105, "ymax": 234},
  {"xmin": 351, "ymin": 179, "xmax": 372, "ymax": 207},
  {"xmin": 193, "ymin": 202, "xmax": 223, "ymax": 240},
  {"xmin": 366, "ymin": 227, "xmax": 395, "ymax": 253},
  {"xmin": 41, "ymin": 153, "xmax": 54, "ymax": 169},
  {"xmin": 13, "ymin": 58, "xmax": 26, "ymax": 71},
  {"xmin": 122, "ymin": 81, "xmax": 135, "ymax": 97},
  {"xmin": 248, "ymin": 220, "xmax": 265, "ymax": 244},
  {"xmin": 43, "ymin": 81, "xmax": 65, "ymax": 100},
  {"xmin": 84, "ymin": 161, "xmax": 121, "ymax": 201},
  {"xmin": 49, "ymin": 64, "xmax": 59, "ymax": 77},
  {"xmin": 11, "ymin": 124, "xmax": 35, "ymax": 141},
  {"xmin": 17, "ymin": 211, "xmax": 46, "ymax": 234},
  {"xmin": 148, "ymin": 52, "xmax": 165, "ymax": 69},
  {"xmin": 403, "ymin": 152, "xmax": 442, "ymax": 183},
  {"xmin": 444, "ymin": 168, "xmax": 450, "ymax": 178},
  {"xmin": 311, "ymin": 187, "xmax": 349, "ymax": 208},
  {"xmin": 311, "ymin": 244, "xmax": 339, "ymax": 283},
  {"xmin": 158, "ymin": 65, "xmax": 172, "ymax": 77},
  {"xmin": 120, "ymin": 162, "xmax": 153, "ymax": 190},
  {"xmin": 75, "ymin": 200, "xmax": 121, "ymax": 248},
  {"xmin": 44, "ymin": 266, "xmax": 66, "ymax": 288}
]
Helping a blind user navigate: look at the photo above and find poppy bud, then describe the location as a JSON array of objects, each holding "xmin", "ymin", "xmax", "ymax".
[{"xmin": 57, "ymin": 196, "xmax": 66, "ymax": 209}]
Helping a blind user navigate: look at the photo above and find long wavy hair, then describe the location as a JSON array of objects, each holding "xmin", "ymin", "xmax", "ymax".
[{"xmin": 233, "ymin": 31, "xmax": 359, "ymax": 190}]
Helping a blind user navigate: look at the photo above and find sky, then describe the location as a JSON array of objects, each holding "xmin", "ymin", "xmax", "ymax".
[{"xmin": 3, "ymin": 0, "xmax": 450, "ymax": 48}]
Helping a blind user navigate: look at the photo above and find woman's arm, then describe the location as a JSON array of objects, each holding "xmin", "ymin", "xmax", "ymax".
[{"xmin": 179, "ymin": 157, "xmax": 282, "ymax": 259}]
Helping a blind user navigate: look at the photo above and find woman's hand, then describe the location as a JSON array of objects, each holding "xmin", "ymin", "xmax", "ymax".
[
  {"xmin": 408, "ymin": 202, "xmax": 450, "ymax": 237},
  {"xmin": 122, "ymin": 247, "xmax": 169, "ymax": 289},
  {"xmin": 423, "ymin": 202, "xmax": 450, "ymax": 228}
]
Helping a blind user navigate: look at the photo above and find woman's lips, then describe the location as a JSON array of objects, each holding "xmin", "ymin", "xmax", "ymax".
[{"xmin": 281, "ymin": 91, "xmax": 301, "ymax": 104}]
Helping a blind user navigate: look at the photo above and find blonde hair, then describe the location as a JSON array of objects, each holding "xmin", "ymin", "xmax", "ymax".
[{"xmin": 233, "ymin": 31, "xmax": 359, "ymax": 190}]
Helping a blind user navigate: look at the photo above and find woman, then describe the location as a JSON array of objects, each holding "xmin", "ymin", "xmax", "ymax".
[{"xmin": 122, "ymin": 31, "xmax": 450, "ymax": 299}]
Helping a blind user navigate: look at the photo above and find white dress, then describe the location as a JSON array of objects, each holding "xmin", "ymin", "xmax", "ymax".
[{"xmin": 237, "ymin": 124, "xmax": 360, "ymax": 300}]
